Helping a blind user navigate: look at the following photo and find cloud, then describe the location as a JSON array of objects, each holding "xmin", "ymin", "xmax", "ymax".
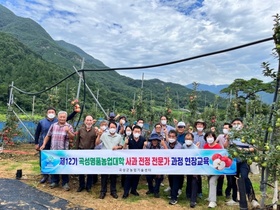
[{"xmin": 1, "ymin": 0, "xmax": 279, "ymax": 85}]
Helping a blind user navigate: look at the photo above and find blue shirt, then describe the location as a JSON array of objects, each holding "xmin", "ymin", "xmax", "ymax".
[
  {"xmin": 193, "ymin": 132, "xmax": 205, "ymax": 149},
  {"xmin": 177, "ymin": 133, "xmax": 186, "ymax": 145},
  {"xmin": 182, "ymin": 143, "xmax": 198, "ymax": 149},
  {"xmin": 165, "ymin": 141, "xmax": 182, "ymax": 149}
]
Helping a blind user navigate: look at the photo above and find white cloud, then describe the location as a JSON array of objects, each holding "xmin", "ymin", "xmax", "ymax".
[{"xmin": 0, "ymin": 0, "xmax": 279, "ymax": 85}]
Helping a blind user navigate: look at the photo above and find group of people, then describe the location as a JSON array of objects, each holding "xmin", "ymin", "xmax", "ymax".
[{"xmin": 34, "ymin": 108, "xmax": 260, "ymax": 209}]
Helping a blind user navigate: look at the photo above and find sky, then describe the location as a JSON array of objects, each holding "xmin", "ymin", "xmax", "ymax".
[{"xmin": 0, "ymin": 0, "xmax": 280, "ymax": 86}]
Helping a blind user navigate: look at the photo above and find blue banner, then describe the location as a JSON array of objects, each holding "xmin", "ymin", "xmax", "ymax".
[{"xmin": 41, "ymin": 149, "xmax": 236, "ymax": 175}]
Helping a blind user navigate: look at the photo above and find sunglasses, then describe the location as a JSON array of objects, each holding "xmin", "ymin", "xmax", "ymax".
[{"xmin": 178, "ymin": 126, "xmax": 185, "ymax": 129}]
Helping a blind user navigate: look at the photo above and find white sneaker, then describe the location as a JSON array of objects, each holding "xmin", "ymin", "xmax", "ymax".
[
  {"xmin": 164, "ymin": 186, "xmax": 171, "ymax": 192},
  {"xmin": 226, "ymin": 199, "xmax": 239, "ymax": 206},
  {"xmin": 251, "ymin": 200, "xmax": 260, "ymax": 208},
  {"xmin": 177, "ymin": 189, "xmax": 182, "ymax": 197},
  {"xmin": 208, "ymin": 202, "xmax": 217, "ymax": 208},
  {"xmin": 160, "ymin": 182, "xmax": 164, "ymax": 187}
]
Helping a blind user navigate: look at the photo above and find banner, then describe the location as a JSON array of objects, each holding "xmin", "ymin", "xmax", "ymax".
[{"xmin": 41, "ymin": 149, "xmax": 236, "ymax": 175}]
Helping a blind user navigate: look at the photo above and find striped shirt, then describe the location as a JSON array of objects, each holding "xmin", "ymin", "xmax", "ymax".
[{"xmin": 47, "ymin": 122, "xmax": 74, "ymax": 150}]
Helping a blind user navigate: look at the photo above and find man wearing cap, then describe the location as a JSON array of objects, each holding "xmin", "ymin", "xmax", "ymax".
[
  {"xmin": 144, "ymin": 133, "xmax": 167, "ymax": 198},
  {"xmin": 193, "ymin": 119, "xmax": 206, "ymax": 149},
  {"xmin": 176, "ymin": 121, "xmax": 187, "ymax": 145}
]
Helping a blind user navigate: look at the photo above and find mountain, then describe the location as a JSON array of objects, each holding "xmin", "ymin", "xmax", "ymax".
[
  {"xmin": 0, "ymin": 4, "xmax": 227, "ymax": 120},
  {"xmin": 185, "ymin": 83, "xmax": 273, "ymax": 104}
]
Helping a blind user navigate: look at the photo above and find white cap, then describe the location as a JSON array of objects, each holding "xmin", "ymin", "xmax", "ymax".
[{"xmin": 177, "ymin": 121, "xmax": 186, "ymax": 127}]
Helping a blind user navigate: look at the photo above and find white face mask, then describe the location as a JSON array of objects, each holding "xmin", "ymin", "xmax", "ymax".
[
  {"xmin": 207, "ymin": 138, "xmax": 214, "ymax": 144},
  {"xmin": 169, "ymin": 138, "xmax": 176, "ymax": 143},
  {"xmin": 133, "ymin": 133, "xmax": 140, "ymax": 138},
  {"xmin": 47, "ymin": 113, "xmax": 55, "ymax": 119},
  {"xmin": 109, "ymin": 128, "xmax": 116, "ymax": 134},
  {"xmin": 233, "ymin": 125, "xmax": 242, "ymax": 130},
  {"xmin": 120, "ymin": 119, "xmax": 125, "ymax": 124},
  {"xmin": 185, "ymin": 140, "xmax": 193, "ymax": 146},
  {"xmin": 101, "ymin": 125, "xmax": 107, "ymax": 131},
  {"xmin": 137, "ymin": 123, "xmax": 143, "ymax": 128},
  {"xmin": 126, "ymin": 131, "xmax": 132, "ymax": 136},
  {"xmin": 161, "ymin": 120, "xmax": 167, "ymax": 125},
  {"xmin": 223, "ymin": 129, "xmax": 229, "ymax": 134},
  {"xmin": 197, "ymin": 127, "xmax": 203, "ymax": 132}
]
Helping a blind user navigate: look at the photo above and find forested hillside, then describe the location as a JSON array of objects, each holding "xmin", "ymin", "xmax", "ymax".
[{"xmin": 0, "ymin": 4, "xmax": 227, "ymax": 120}]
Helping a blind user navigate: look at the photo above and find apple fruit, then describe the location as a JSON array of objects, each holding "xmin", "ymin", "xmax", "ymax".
[
  {"xmin": 247, "ymin": 159, "xmax": 253, "ymax": 165},
  {"xmin": 268, "ymin": 127, "xmax": 273, "ymax": 132},
  {"xmin": 212, "ymin": 153, "xmax": 222, "ymax": 161},
  {"xmin": 241, "ymin": 138, "xmax": 246, "ymax": 143},
  {"xmin": 276, "ymin": 145, "xmax": 280, "ymax": 151},
  {"xmin": 220, "ymin": 156, "xmax": 233, "ymax": 167},
  {"xmin": 251, "ymin": 139, "xmax": 256, "ymax": 144},
  {"xmin": 261, "ymin": 162, "xmax": 267, "ymax": 167},
  {"xmin": 276, "ymin": 122, "xmax": 280, "ymax": 127},
  {"xmin": 264, "ymin": 145, "xmax": 270, "ymax": 151},
  {"xmin": 233, "ymin": 151, "xmax": 239, "ymax": 157},
  {"xmin": 213, "ymin": 158, "xmax": 226, "ymax": 170},
  {"xmin": 253, "ymin": 156, "xmax": 259, "ymax": 162}
]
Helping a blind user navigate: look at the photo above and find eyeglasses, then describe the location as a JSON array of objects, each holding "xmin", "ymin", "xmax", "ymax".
[
  {"xmin": 178, "ymin": 126, "xmax": 185, "ymax": 129},
  {"xmin": 155, "ymin": 126, "xmax": 161, "ymax": 129}
]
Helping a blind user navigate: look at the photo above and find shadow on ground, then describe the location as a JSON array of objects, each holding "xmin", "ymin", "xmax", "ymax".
[{"xmin": 0, "ymin": 178, "xmax": 93, "ymax": 210}]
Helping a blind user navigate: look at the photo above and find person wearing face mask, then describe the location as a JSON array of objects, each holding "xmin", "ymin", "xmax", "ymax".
[
  {"xmin": 116, "ymin": 116, "xmax": 126, "ymax": 135},
  {"xmin": 165, "ymin": 130, "xmax": 183, "ymax": 205},
  {"xmin": 34, "ymin": 107, "xmax": 77, "ymax": 184},
  {"xmin": 193, "ymin": 119, "xmax": 207, "ymax": 149},
  {"xmin": 122, "ymin": 125, "xmax": 145, "ymax": 199},
  {"xmin": 215, "ymin": 123, "xmax": 232, "ymax": 197},
  {"xmin": 75, "ymin": 115, "xmax": 97, "ymax": 193},
  {"xmin": 136, "ymin": 118, "xmax": 149, "ymax": 139},
  {"xmin": 192, "ymin": 119, "xmax": 206, "ymax": 199},
  {"xmin": 119, "ymin": 125, "xmax": 133, "ymax": 188},
  {"xmin": 40, "ymin": 111, "xmax": 75, "ymax": 191},
  {"xmin": 144, "ymin": 133, "xmax": 167, "ymax": 198},
  {"xmin": 94, "ymin": 120, "xmax": 108, "ymax": 150},
  {"xmin": 95, "ymin": 122, "xmax": 123, "ymax": 199},
  {"xmin": 203, "ymin": 131, "xmax": 222, "ymax": 208},
  {"xmin": 182, "ymin": 132, "xmax": 199, "ymax": 208},
  {"xmin": 224, "ymin": 118, "xmax": 260, "ymax": 208},
  {"xmin": 151, "ymin": 116, "xmax": 175, "ymax": 138}
]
